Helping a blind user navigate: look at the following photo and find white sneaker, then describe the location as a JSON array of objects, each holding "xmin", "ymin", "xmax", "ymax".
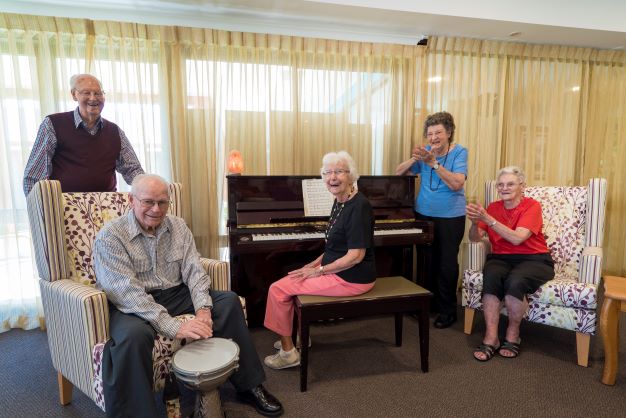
[
  {"xmin": 273, "ymin": 336, "xmax": 312, "ymax": 350},
  {"xmin": 264, "ymin": 348, "xmax": 301, "ymax": 369}
]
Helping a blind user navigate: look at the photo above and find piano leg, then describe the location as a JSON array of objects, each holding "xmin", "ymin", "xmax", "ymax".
[
  {"xmin": 402, "ymin": 246, "xmax": 412, "ymax": 284},
  {"xmin": 414, "ymin": 243, "xmax": 431, "ymax": 287}
]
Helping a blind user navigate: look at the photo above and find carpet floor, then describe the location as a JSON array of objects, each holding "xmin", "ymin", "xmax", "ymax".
[{"xmin": 1, "ymin": 310, "xmax": 625, "ymax": 418}]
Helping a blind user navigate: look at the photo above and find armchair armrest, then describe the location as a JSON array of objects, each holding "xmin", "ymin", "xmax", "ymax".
[
  {"xmin": 468, "ymin": 239, "xmax": 491, "ymax": 271},
  {"xmin": 579, "ymin": 246, "xmax": 603, "ymax": 285},
  {"xmin": 200, "ymin": 257, "xmax": 230, "ymax": 291},
  {"xmin": 40, "ymin": 279, "xmax": 109, "ymax": 397},
  {"xmin": 199, "ymin": 257, "xmax": 247, "ymax": 324}
]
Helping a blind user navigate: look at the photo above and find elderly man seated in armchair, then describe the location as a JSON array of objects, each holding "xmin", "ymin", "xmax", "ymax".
[{"xmin": 93, "ymin": 174, "xmax": 283, "ymax": 417}]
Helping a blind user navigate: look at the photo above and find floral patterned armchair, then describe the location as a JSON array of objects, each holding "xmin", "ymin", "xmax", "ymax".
[
  {"xmin": 26, "ymin": 180, "xmax": 234, "ymax": 412},
  {"xmin": 462, "ymin": 178, "xmax": 607, "ymax": 366}
]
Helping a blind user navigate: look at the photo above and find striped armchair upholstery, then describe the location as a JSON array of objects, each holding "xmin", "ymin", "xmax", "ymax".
[
  {"xmin": 462, "ymin": 178, "xmax": 607, "ymax": 367},
  {"xmin": 26, "ymin": 180, "xmax": 232, "ymax": 411}
]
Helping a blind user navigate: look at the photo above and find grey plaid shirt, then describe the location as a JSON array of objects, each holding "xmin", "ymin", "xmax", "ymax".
[{"xmin": 94, "ymin": 211, "xmax": 212, "ymax": 338}]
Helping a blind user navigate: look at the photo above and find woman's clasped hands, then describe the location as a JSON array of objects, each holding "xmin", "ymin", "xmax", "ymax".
[
  {"xmin": 412, "ymin": 144, "xmax": 436, "ymax": 165},
  {"xmin": 466, "ymin": 202, "xmax": 487, "ymax": 224}
]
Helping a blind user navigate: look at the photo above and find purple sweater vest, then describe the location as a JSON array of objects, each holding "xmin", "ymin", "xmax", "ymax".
[{"xmin": 49, "ymin": 111, "xmax": 122, "ymax": 192}]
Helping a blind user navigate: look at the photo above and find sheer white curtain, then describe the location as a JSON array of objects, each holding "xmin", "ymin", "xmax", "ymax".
[
  {"xmin": 0, "ymin": 22, "xmax": 82, "ymax": 332},
  {"xmin": 0, "ymin": 15, "xmax": 169, "ymax": 333}
]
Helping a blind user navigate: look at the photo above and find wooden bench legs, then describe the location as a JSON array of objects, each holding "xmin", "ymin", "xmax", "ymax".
[{"xmin": 293, "ymin": 301, "xmax": 430, "ymax": 392}]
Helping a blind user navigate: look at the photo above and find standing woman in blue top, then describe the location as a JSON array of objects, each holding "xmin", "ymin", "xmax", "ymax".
[{"xmin": 395, "ymin": 111, "xmax": 467, "ymax": 329}]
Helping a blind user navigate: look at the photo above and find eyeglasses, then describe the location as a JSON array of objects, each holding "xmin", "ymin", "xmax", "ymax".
[
  {"xmin": 496, "ymin": 182, "xmax": 521, "ymax": 189},
  {"xmin": 426, "ymin": 129, "xmax": 447, "ymax": 139},
  {"xmin": 139, "ymin": 199, "xmax": 171, "ymax": 209},
  {"xmin": 77, "ymin": 90, "xmax": 105, "ymax": 99},
  {"xmin": 322, "ymin": 169, "xmax": 350, "ymax": 177}
]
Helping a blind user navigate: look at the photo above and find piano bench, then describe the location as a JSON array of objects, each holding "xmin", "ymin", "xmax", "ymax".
[{"xmin": 292, "ymin": 276, "xmax": 432, "ymax": 392}]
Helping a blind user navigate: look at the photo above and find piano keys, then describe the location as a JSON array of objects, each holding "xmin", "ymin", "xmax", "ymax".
[
  {"xmin": 249, "ymin": 227, "xmax": 424, "ymax": 242},
  {"xmin": 227, "ymin": 175, "xmax": 434, "ymax": 327}
]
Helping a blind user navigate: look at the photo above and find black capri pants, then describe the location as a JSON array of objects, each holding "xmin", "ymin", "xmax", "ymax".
[{"xmin": 482, "ymin": 253, "xmax": 554, "ymax": 301}]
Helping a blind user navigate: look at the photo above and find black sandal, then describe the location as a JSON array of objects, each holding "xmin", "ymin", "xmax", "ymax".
[
  {"xmin": 473, "ymin": 343, "xmax": 499, "ymax": 362},
  {"xmin": 499, "ymin": 339, "xmax": 521, "ymax": 358}
]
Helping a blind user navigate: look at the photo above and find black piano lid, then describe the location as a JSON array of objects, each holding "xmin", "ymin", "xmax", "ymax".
[{"xmin": 227, "ymin": 175, "xmax": 416, "ymax": 227}]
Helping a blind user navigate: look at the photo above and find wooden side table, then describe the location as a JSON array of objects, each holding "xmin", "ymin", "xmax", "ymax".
[{"xmin": 600, "ymin": 275, "xmax": 626, "ymax": 385}]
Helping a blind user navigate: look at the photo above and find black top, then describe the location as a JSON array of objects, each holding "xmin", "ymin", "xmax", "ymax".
[{"xmin": 321, "ymin": 192, "xmax": 376, "ymax": 284}]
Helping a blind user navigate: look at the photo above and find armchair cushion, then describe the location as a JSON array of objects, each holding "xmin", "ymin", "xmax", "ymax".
[
  {"xmin": 63, "ymin": 192, "xmax": 131, "ymax": 286},
  {"xmin": 530, "ymin": 277, "xmax": 597, "ymax": 309},
  {"xmin": 526, "ymin": 186, "xmax": 587, "ymax": 282}
]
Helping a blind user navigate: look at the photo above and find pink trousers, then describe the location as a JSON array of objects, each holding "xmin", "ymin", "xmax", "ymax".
[{"xmin": 264, "ymin": 273, "xmax": 375, "ymax": 336}]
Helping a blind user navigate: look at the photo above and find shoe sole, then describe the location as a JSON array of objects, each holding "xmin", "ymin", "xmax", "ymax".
[
  {"xmin": 236, "ymin": 395, "xmax": 284, "ymax": 417},
  {"xmin": 264, "ymin": 359, "xmax": 301, "ymax": 370},
  {"xmin": 253, "ymin": 406, "xmax": 284, "ymax": 417}
]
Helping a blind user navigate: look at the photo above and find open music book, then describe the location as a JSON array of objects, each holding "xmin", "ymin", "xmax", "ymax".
[{"xmin": 302, "ymin": 178, "xmax": 334, "ymax": 217}]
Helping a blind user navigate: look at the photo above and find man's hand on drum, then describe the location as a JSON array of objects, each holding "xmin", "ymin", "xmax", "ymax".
[
  {"xmin": 195, "ymin": 308, "xmax": 214, "ymax": 328},
  {"xmin": 176, "ymin": 316, "xmax": 213, "ymax": 340}
]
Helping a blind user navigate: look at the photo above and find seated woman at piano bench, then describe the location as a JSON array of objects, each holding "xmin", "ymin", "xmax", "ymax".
[
  {"xmin": 466, "ymin": 166, "xmax": 554, "ymax": 361},
  {"xmin": 395, "ymin": 111, "xmax": 467, "ymax": 329},
  {"xmin": 263, "ymin": 151, "xmax": 376, "ymax": 369}
]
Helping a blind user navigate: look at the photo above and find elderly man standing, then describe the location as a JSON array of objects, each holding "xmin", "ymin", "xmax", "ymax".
[
  {"xmin": 93, "ymin": 174, "xmax": 283, "ymax": 417},
  {"xmin": 23, "ymin": 73, "xmax": 144, "ymax": 196}
]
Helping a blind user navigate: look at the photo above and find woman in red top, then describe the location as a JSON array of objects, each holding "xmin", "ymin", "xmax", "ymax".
[{"xmin": 466, "ymin": 166, "xmax": 554, "ymax": 361}]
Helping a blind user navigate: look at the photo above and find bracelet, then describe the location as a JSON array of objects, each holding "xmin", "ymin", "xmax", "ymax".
[
  {"xmin": 319, "ymin": 265, "xmax": 325, "ymax": 275},
  {"xmin": 488, "ymin": 220, "xmax": 497, "ymax": 228}
]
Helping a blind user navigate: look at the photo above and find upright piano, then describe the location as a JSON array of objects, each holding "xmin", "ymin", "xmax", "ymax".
[{"xmin": 227, "ymin": 175, "xmax": 434, "ymax": 326}]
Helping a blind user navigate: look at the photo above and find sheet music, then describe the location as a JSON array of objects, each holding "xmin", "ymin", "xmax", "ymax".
[{"xmin": 302, "ymin": 179, "xmax": 334, "ymax": 217}]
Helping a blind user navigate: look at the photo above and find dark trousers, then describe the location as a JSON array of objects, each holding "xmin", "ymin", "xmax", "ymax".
[
  {"xmin": 102, "ymin": 286, "xmax": 265, "ymax": 418},
  {"xmin": 483, "ymin": 253, "xmax": 554, "ymax": 301},
  {"xmin": 416, "ymin": 213, "xmax": 466, "ymax": 316}
]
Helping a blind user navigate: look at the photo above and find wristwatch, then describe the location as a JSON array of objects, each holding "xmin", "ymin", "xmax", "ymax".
[
  {"xmin": 319, "ymin": 265, "xmax": 325, "ymax": 275},
  {"xmin": 433, "ymin": 162, "xmax": 440, "ymax": 170},
  {"xmin": 198, "ymin": 305, "xmax": 212, "ymax": 312}
]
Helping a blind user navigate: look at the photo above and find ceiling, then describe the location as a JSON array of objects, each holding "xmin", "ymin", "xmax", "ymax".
[{"xmin": 3, "ymin": 0, "xmax": 626, "ymax": 50}]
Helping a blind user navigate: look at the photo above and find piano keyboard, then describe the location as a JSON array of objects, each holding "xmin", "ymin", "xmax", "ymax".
[{"xmin": 251, "ymin": 228, "xmax": 423, "ymax": 241}]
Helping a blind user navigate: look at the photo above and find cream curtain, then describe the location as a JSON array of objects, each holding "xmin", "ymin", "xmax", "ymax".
[
  {"xmin": 2, "ymin": 14, "xmax": 626, "ymax": 333},
  {"xmin": 165, "ymin": 29, "xmax": 422, "ymax": 256}
]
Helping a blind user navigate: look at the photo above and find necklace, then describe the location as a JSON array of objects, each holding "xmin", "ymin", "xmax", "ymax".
[
  {"xmin": 428, "ymin": 145, "xmax": 459, "ymax": 192},
  {"xmin": 429, "ymin": 146, "xmax": 456, "ymax": 191},
  {"xmin": 325, "ymin": 187, "xmax": 354, "ymax": 241}
]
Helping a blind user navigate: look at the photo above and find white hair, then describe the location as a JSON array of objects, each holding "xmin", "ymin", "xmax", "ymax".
[
  {"xmin": 131, "ymin": 174, "xmax": 170, "ymax": 197},
  {"xmin": 320, "ymin": 151, "xmax": 360, "ymax": 183},
  {"xmin": 496, "ymin": 166, "xmax": 526, "ymax": 184},
  {"xmin": 70, "ymin": 74, "xmax": 103, "ymax": 91}
]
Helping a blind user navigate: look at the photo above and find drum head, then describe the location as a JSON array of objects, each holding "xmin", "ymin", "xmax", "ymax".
[{"xmin": 173, "ymin": 337, "xmax": 239, "ymax": 377}]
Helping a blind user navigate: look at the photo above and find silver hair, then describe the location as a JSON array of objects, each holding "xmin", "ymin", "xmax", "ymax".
[
  {"xmin": 321, "ymin": 151, "xmax": 360, "ymax": 183},
  {"xmin": 496, "ymin": 166, "xmax": 526, "ymax": 184},
  {"xmin": 131, "ymin": 174, "xmax": 170, "ymax": 197},
  {"xmin": 70, "ymin": 74, "xmax": 103, "ymax": 91}
]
